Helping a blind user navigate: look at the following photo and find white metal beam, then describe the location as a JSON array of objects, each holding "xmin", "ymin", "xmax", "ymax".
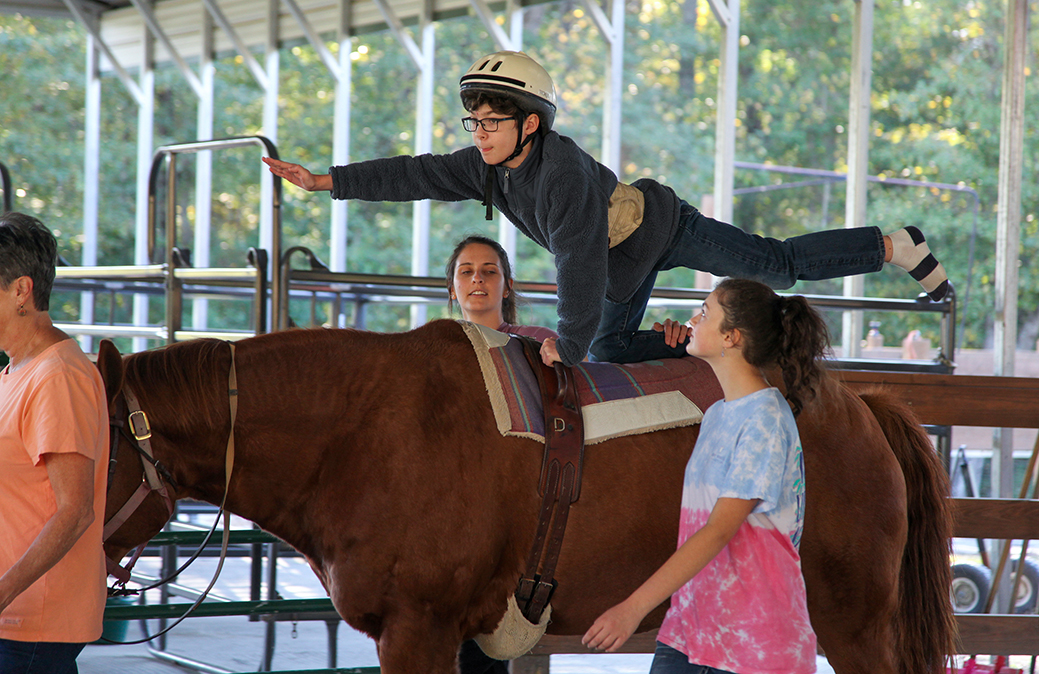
[
  {"xmin": 282, "ymin": 0, "xmax": 343, "ymax": 80},
  {"xmin": 468, "ymin": 0, "xmax": 513, "ymax": 51},
  {"xmin": 128, "ymin": 0, "xmax": 204, "ymax": 97},
  {"xmin": 330, "ymin": 0, "xmax": 352, "ymax": 273},
  {"xmin": 132, "ymin": 15, "xmax": 155, "ymax": 353},
  {"xmin": 578, "ymin": 0, "xmax": 612, "ymax": 40},
  {"xmin": 994, "ymin": 0, "xmax": 1028, "ymax": 378},
  {"xmin": 841, "ymin": 0, "xmax": 874, "ymax": 359},
  {"xmin": 260, "ymin": 0, "xmax": 280, "ymax": 298},
  {"xmin": 369, "ymin": 0, "xmax": 424, "ymax": 68},
  {"xmin": 992, "ymin": 0, "xmax": 1029, "ymax": 517},
  {"xmin": 705, "ymin": 0, "xmax": 732, "ymax": 29},
  {"xmin": 712, "ymin": 0, "xmax": 738, "ymax": 226},
  {"xmin": 497, "ymin": 1, "xmax": 523, "ymax": 262},
  {"xmin": 79, "ymin": 27, "xmax": 102, "ymax": 352},
  {"xmin": 62, "ymin": 0, "xmax": 143, "ymax": 102},
  {"xmin": 201, "ymin": 0, "xmax": 269, "ymax": 89},
  {"xmin": 193, "ymin": 6, "xmax": 215, "ymax": 330},
  {"xmin": 410, "ymin": 0, "xmax": 435, "ymax": 327}
]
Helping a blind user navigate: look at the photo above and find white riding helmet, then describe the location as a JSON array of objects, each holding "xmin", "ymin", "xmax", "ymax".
[{"xmin": 460, "ymin": 51, "xmax": 557, "ymax": 132}]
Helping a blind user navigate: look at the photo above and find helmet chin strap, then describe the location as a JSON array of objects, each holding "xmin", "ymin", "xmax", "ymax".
[{"xmin": 483, "ymin": 115, "xmax": 535, "ymax": 220}]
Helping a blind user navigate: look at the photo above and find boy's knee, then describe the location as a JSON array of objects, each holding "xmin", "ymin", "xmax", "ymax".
[{"xmin": 588, "ymin": 341, "xmax": 616, "ymax": 363}]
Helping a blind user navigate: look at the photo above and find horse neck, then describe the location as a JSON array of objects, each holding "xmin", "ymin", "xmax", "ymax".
[
  {"xmin": 197, "ymin": 331, "xmax": 379, "ymax": 558},
  {"xmin": 126, "ymin": 340, "xmax": 239, "ymax": 507}
]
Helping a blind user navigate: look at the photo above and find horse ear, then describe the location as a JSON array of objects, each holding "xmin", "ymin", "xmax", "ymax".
[{"xmin": 96, "ymin": 339, "xmax": 125, "ymax": 407}]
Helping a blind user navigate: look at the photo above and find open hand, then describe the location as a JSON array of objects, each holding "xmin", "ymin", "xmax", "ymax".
[
  {"xmin": 652, "ymin": 318, "xmax": 691, "ymax": 348},
  {"xmin": 581, "ymin": 600, "xmax": 643, "ymax": 653},
  {"xmin": 261, "ymin": 157, "xmax": 330, "ymax": 192}
]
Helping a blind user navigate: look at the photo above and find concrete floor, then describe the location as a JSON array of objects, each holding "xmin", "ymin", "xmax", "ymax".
[{"xmin": 78, "ymin": 547, "xmax": 835, "ymax": 674}]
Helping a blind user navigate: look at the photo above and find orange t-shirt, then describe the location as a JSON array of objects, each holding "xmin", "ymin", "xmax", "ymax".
[{"xmin": 0, "ymin": 339, "xmax": 109, "ymax": 643}]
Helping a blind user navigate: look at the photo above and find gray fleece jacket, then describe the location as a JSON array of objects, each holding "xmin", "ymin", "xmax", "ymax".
[{"xmin": 329, "ymin": 131, "xmax": 681, "ymax": 366}]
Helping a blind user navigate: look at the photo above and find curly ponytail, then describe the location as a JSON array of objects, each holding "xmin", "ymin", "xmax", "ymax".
[{"xmin": 714, "ymin": 278, "xmax": 830, "ymax": 416}]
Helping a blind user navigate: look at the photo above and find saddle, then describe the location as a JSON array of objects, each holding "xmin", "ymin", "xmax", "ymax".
[{"xmin": 514, "ymin": 337, "xmax": 585, "ymax": 625}]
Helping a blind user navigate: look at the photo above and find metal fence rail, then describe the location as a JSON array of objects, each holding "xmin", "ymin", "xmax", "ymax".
[{"xmin": 53, "ymin": 250, "xmax": 957, "ymax": 376}]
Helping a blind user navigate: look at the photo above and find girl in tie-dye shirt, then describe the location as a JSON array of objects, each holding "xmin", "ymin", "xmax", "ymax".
[{"xmin": 582, "ymin": 278, "xmax": 830, "ymax": 674}]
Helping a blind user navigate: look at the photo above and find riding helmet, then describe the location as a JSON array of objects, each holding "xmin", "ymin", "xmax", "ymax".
[{"xmin": 459, "ymin": 51, "xmax": 557, "ymax": 133}]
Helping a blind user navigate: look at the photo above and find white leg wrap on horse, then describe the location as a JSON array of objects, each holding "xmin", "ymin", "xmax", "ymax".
[{"xmin": 888, "ymin": 226, "xmax": 949, "ymax": 301}]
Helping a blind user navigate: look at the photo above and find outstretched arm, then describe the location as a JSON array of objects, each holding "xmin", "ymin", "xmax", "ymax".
[
  {"xmin": 581, "ymin": 496, "xmax": 757, "ymax": 652},
  {"xmin": 262, "ymin": 157, "xmax": 333, "ymax": 192}
]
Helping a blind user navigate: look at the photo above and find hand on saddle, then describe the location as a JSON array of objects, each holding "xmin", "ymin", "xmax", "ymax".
[
  {"xmin": 653, "ymin": 318, "xmax": 691, "ymax": 348},
  {"xmin": 581, "ymin": 598, "xmax": 646, "ymax": 653},
  {"xmin": 540, "ymin": 337, "xmax": 561, "ymax": 367}
]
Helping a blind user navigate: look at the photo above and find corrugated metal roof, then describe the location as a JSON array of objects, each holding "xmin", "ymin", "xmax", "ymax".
[{"xmin": 1, "ymin": 0, "xmax": 509, "ymax": 70}]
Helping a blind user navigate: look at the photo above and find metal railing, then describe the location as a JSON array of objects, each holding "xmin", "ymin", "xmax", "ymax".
[
  {"xmin": 280, "ymin": 246, "xmax": 957, "ymax": 373},
  {"xmin": 52, "ymin": 242, "xmax": 956, "ymax": 375},
  {"xmin": 148, "ymin": 136, "xmax": 281, "ymax": 339},
  {"xmin": 53, "ymin": 250, "xmax": 268, "ymax": 344}
]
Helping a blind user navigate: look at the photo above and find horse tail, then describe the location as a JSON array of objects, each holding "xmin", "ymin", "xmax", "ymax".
[{"xmin": 858, "ymin": 387, "xmax": 957, "ymax": 674}]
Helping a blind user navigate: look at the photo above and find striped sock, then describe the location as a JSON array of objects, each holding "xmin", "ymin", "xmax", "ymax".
[{"xmin": 888, "ymin": 226, "xmax": 949, "ymax": 301}]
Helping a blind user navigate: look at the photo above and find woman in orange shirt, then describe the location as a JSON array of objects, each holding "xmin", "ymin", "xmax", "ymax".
[{"xmin": 0, "ymin": 212, "xmax": 109, "ymax": 674}]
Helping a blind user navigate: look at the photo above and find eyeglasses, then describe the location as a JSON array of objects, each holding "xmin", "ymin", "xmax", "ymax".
[{"xmin": 461, "ymin": 116, "xmax": 518, "ymax": 132}]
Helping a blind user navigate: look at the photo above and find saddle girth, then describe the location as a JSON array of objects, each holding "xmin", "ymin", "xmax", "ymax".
[{"xmin": 514, "ymin": 337, "xmax": 586, "ymax": 624}]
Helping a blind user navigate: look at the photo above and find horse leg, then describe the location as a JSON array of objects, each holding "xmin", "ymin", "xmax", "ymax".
[
  {"xmin": 376, "ymin": 610, "xmax": 464, "ymax": 674},
  {"xmin": 805, "ymin": 530, "xmax": 903, "ymax": 674},
  {"xmin": 813, "ymin": 607, "xmax": 900, "ymax": 674}
]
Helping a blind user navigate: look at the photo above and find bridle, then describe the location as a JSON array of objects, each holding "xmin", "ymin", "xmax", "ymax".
[
  {"xmin": 103, "ymin": 384, "xmax": 177, "ymax": 585},
  {"xmin": 100, "ymin": 341, "xmax": 240, "ymax": 641}
]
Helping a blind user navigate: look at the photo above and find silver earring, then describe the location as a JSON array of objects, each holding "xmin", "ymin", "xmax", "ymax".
[{"xmin": 721, "ymin": 346, "xmax": 725, "ymax": 357}]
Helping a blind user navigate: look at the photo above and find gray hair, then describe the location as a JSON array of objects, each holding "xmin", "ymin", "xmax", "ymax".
[{"xmin": 0, "ymin": 212, "xmax": 58, "ymax": 311}]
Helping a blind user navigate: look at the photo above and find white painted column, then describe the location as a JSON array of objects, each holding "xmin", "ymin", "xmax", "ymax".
[
  {"xmin": 260, "ymin": 0, "xmax": 281, "ymax": 287},
  {"xmin": 409, "ymin": 12, "xmax": 435, "ymax": 327},
  {"xmin": 193, "ymin": 8, "xmax": 215, "ymax": 331},
  {"xmin": 497, "ymin": 3, "xmax": 524, "ymax": 262},
  {"xmin": 841, "ymin": 0, "xmax": 874, "ymax": 359},
  {"xmin": 710, "ymin": 0, "xmax": 738, "ymax": 227},
  {"xmin": 132, "ymin": 13, "xmax": 155, "ymax": 354},
  {"xmin": 991, "ymin": 1, "xmax": 1028, "ymax": 598},
  {"xmin": 80, "ymin": 27, "xmax": 102, "ymax": 353},
  {"xmin": 601, "ymin": 0, "xmax": 623, "ymax": 173},
  {"xmin": 331, "ymin": 0, "xmax": 353, "ymax": 273}
]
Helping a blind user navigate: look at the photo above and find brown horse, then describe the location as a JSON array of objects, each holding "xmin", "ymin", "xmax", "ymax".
[{"xmin": 95, "ymin": 320, "xmax": 955, "ymax": 674}]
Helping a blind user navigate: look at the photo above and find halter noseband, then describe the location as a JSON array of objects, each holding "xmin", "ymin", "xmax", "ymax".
[
  {"xmin": 103, "ymin": 385, "xmax": 176, "ymax": 585},
  {"xmin": 102, "ymin": 341, "xmax": 239, "ymax": 591}
]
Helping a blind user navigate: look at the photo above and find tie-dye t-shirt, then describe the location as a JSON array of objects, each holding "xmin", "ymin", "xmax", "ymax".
[{"xmin": 656, "ymin": 387, "xmax": 816, "ymax": 674}]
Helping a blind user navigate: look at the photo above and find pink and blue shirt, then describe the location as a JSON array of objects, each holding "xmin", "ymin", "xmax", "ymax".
[{"xmin": 656, "ymin": 387, "xmax": 816, "ymax": 674}]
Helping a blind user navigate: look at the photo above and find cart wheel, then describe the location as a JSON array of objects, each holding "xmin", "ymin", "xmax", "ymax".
[
  {"xmin": 951, "ymin": 563, "xmax": 992, "ymax": 614},
  {"xmin": 1010, "ymin": 559, "xmax": 1039, "ymax": 614}
]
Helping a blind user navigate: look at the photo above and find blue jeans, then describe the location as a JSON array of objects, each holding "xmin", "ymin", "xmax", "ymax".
[
  {"xmin": 0, "ymin": 639, "xmax": 85, "ymax": 674},
  {"xmin": 649, "ymin": 641, "xmax": 738, "ymax": 674},
  {"xmin": 589, "ymin": 201, "xmax": 885, "ymax": 363}
]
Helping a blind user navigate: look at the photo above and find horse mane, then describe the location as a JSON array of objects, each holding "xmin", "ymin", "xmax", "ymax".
[{"xmin": 122, "ymin": 338, "xmax": 231, "ymax": 436}]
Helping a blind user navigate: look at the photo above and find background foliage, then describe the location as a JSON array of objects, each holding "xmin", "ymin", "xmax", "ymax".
[{"xmin": 1, "ymin": 0, "xmax": 1037, "ymax": 351}]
